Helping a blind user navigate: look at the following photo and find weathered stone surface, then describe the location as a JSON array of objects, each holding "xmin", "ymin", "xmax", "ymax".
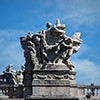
[
  {"xmin": 20, "ymin": 19, "xmax": 82, "ymax": 99},
  {"xmin": 20, "ymin": 19, "xmax": 82, "ymax": 71},
  {"xmin": 30, "ymin": 63, "xmax": 77, "ymax": 99},
  {"xmin": 33, "ymin": 63, "xmax": 69, "ymax": 70}
]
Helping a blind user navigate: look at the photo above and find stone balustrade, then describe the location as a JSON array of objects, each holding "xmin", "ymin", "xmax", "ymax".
[
  {"xmin": 0, "ymin": 84, "xmax": 23, "ymax": 98},
  {"xmin": 0, "ymin": 83, "xmax": 100, "ymax": 99},
  {"xmin": 78, "ymin": 84, "xmax": 100, "ymax": 99}
]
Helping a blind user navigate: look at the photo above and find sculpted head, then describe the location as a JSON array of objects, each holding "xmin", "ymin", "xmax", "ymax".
[
  {"xmin": 54, "ymin": 19, "xmax": 66, "ymax": 34},
  {"xmin": 71, "ymin": 32, "xmax": 83, "ymax": 44},
  {"xmin": 46, "ymin": 22, "xmax": 52, "ymax": 29},
  {"xmin": 48, "ymin": 19, "xmax": 66, "ymax": 37}
]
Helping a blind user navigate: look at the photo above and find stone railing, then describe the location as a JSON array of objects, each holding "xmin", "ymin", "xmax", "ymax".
[
  {"xmin": 0, "ymin": 84, "xmax": 23, "ymax": 98},
  {"xmin": 0, "ymin": 84, "xmax": 10, "ymax": 96},
  {"xmin": 0, "ymin": 83, "xmax": 100, "ymax": 99},
  {"xmin": 78, "ymin": 84, "xmax": 100, "ymax": 99}
]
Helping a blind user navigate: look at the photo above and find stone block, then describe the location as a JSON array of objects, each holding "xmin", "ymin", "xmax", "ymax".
[{"xmin": 31, "ymin": 86, "xmax": 70, "ymax": 99}]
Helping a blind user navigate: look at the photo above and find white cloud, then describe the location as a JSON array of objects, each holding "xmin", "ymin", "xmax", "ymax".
[
  {"xmin": 0, "ymin": 30, "xmax": 26, "ymax": 73},
  {"xmin": 0, "ymin": 29, "xmax": 40, "ymax": 73},
  {"xmin": 40, "ymin": 0, "xmax": 100, "ymax": 28},
  {"xmin": 71, "ymin": 43, "xmax": 89, "ymax": 58},
  {"xmin": 72, "ymin": 58, "xmax": 100, "ymax": 85},
  {"xmin": 0, "ymin": 42, "xmax": 24, "ymax": 66},
  {"xmin": 70, "ymin": 42, "xmax": 100, "ymax": 85}
]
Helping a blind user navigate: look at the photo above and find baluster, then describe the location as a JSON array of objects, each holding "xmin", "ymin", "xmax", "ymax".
[
  {"xmin": 87, "ymin": 88, "xmax": 90, "ymax": 94},
  {"xmin": 98, "ymin": 89, "xmax": 100, "ymax": 96},
  {"xmin": 83, "ymin": 88, "xmax": 85, "ymax": 95},
  {"xmin": 96, "ymin": 89, "xmax": 98, "ymax": 96}
]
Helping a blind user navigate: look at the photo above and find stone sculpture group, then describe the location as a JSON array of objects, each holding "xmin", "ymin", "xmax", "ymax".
[
  {"xmin": 20, "ymin": 19, "xmax": 82, "ymax": 71},
  {"xmin": 19, "ymin": 19, "xmax": 82, "ymax": 98},
  {"xmin": 0, "ymin": 19, "xmax": 83, "ymax": 99}
]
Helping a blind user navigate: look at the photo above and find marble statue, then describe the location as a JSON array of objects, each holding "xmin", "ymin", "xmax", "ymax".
[
  {"xmin": 20, "ymin": 19, "xmax": 83, "ymax": 98},
  {"xmin": 20, "ymin": 19, "xmax": 82, "ymax": 69},
  {"xmin": 0, "ymin": 64, "xmax": 23, "ymax": 85}
]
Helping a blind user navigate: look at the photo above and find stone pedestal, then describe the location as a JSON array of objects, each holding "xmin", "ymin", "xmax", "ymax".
[
  {"xmin": 23, "ymin": 70, "xmax": 33, "ymax": 97},
  {"xmin": 15, "ymin": 85, "xmax": 23, "ymax": 98},
  {"xmin": 26, "ymin": 64, "xmax": 78, "ymax": 99}
]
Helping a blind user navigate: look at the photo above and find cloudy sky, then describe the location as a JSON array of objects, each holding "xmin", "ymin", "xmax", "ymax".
[{"xmin": 0, "ymin": 0, "xmax": 100, "ymax": 85}]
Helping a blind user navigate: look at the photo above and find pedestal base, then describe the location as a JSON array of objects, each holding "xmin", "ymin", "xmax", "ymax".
[{"xmin": 25, "ymin": 64, "xmax": 78, "ymax": 99}]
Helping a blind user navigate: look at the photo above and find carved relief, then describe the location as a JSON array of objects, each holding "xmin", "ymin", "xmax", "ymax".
[{"xmin": 33, "ymin": 72, "xmax": 72, "ymax": 80}]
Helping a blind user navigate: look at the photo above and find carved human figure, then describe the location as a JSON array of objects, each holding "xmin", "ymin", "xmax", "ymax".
[
  {"xmin": 32, "ymin": 30, "xmax": 49, "ymax": 64},
  {"xmin": 41, "ymin": 20, "xmax": 67, "ymax": 63},
  {"xmin": 63, "ymin": 32, "xmax": 82, "ymax": 70},
  {"xmin": 16, "ymin": 70, "xmax": 23, "ymax": 85},
  {"xmin": 20, "ymin": 32, "xmax": 38, "ymax": 69},
  {"xmin": 3, "ymin": 64, "xmax": 18, "ymax": 85}
]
